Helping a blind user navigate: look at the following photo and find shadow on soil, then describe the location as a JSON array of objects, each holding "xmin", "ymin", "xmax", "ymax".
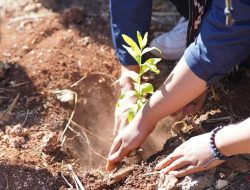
[
  {"xmin": 38, "ymin": 0, "xmax": 112, "ymax": 47},
  {"xmin": 0, "ymin": 61, "xmax": 45, "ymax": 128},
  {"xmin": 0, "ymin": 163, "xmax": 67, "ymax": 190}
]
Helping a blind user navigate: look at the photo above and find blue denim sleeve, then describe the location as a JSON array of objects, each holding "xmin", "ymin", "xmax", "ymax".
[
  {"xmin": 110, "ymin": 0, "xmax": 153, "ymax": 65},
  {"xmin": 184, "ymin": 0, "xmax": 250, "ymax": 85}
]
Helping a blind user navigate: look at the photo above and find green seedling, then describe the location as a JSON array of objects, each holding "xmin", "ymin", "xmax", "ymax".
[{"xmin": 117, "ymin": 31, "xmax": 161, "ymax": 122}]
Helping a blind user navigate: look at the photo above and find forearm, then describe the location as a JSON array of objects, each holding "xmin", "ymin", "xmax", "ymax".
[
  {"xmin": 216, "ymin": 118, "xmax": 250, "ymax": 156},
  {"xmin": 132, "ymin": 57, "xmax": 207, "ymax": 134}
]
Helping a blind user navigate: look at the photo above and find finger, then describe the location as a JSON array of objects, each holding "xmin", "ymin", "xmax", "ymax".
[
  {"xmin": 113, "ymin": 116, "xmax": 121, "ymax": 136},
  {"xmin": 107, "ymin": 145, "xmax": 129, "ymax": 171},
  {"xmin": 108, "ymin": 137, "xmax": 122, "ymax": 157},
  {"xmin": 161, "ymin": 157, "xmax": 191, "ymax": 174},
  {"xmin": 118, "ymin": 117, "xmax": 128, "ymax": 133},
  {"xmin": 106, "ymin": 139, "xmax": 122, "ymax": 171},
  {"xmin": 169, "ymin": 165, "xmax": 198, "ymax": 177},
  {"xmin": 155, "ymin": 153, "xmax": 182, "ymax": 170}
]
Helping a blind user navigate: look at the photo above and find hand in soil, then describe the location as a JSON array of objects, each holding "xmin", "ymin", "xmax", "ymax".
[
  {"xmin": 155, "ymin": 133, "xmax": 224, "ymax": 177},
  {"xmin": 106, "ymin": 124, "xmax": 147, "ymax": 171},
  {"xmin": 113, "ymin": 64, "xmax": 139, "ymax": 136},
  {"xmin": 113, "ymin": 95, "xmax": 136, "ymax": 136}
]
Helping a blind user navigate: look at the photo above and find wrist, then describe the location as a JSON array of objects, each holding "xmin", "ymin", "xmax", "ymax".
[
  {"xmin": 214, "ymin": 126, "xmax": 234, "ymax": 157},
  {"xmin": 131, "ymin": 106, "xmax": 157, "ymax": 137}
]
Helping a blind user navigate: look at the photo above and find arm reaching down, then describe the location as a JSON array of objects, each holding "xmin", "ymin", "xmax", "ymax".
[
  {"xmin": 155, "ymin": 118, "xmax": 250, "ymax": 177},
  {"xmin": 107, "ymin": 57, "xmax": 207, "ymax": 171}
]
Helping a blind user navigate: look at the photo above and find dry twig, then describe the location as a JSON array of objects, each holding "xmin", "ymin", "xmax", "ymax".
[
  {"xmin": 69, "ymin": 119, "xmax": 106, "ymax": 142},
  {"xmin": 60, "ymin": 92, "xmax": 77, "ymax": 142},
  {"xmin": 4, "ymin": 93, "xmax": 20, "ymax": 116},
  {"xmin": 68, "ymin": 164, "xmax": 85, "ymax": 190}
]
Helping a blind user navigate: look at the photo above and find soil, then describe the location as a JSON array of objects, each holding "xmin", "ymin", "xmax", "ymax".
[{"xmin": 0, "ymin": 0, "xmax": 250, "ymax": 189}]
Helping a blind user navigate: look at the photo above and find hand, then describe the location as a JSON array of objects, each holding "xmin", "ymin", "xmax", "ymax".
[
  {"xmin": 106, "ymin": 123, "xmax": 149, "ymax": 171},
  {"xmin": 113, "ymin": 95, "xmax": 136, "ymax": 136},
  {"xmin": 113, "ymin": 64, "xmax": 139, "ymax": 136},
  {"xmin": 155, "ymin": 133, "xmax": 225, "ymax": 177}
]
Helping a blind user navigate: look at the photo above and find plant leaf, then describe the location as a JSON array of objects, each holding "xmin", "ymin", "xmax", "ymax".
[
  {"xmin": 122, "ymin": 45, "xmax": 140, "ymax": 64},
  {"xmin": 51, "ymin": 89, "xmax": 75, "ymax": 103},
  {"xmin": 142, "ymin": 32, "xmax": 148, "ymax": 49},
  {"xmin": 137, "ymin": 31, "xmax": 143, "ymax": 49},
  {"xmin": 141, "ymin": 58, "xmax": 161, "ymax": 74},
  {"xmin": 141, "ymin": 83, "xmax": 154, "ymax": 95},
  {"xmin": 128, "ymin": 104, "xmax": 139, "ymax": 123},
  {"xmin": 119, "ymin": 90, "xmax": 136, "ymax": 101},
  {"xmin": 142, "ymin": 47, "xmax": 161, "ymax": 55},
  {"xmin": 122, "ymin": 34, "xmax": 141, "ymax": 57},
  {"xmin": 137, "ymin": 99, "xmax": 146, "ymax": 110}
]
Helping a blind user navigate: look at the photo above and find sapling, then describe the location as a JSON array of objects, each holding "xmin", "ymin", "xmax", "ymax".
[{"xmin": 116, "ymin": 31, "xmax": 161, "ymax": 122}]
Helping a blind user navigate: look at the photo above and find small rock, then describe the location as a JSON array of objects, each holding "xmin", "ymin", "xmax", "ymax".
[
  {"xmin": 6, "ymin": 124, "xmax": 30, "ymax": 137},
  {"xmin": 9, "ymin": 136, "xmax": 26, "ymax": 148},
  {"xmin": 225, "ymin": 156, "xmax": 250, "ymax": 173},
  {"xmin": 42, "ymin": 132, "xmax": 60, "ymax": 154},
  {"xmin": 82, "ymin": 36, "xmax": 90, "ymax": 46},
  {"xmin": 177, "ymin": 169, "xmax": 216, "ymax": 190},
  {"xmin": 215, "ymin": 179, "xmax": 228, "ymax": 189},
  {"xmin": 157, "ymin": 174, "xmax": 178, "ymax": 190}
]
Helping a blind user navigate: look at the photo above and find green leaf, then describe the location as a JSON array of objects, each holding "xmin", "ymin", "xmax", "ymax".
[
  {"xmin": 142, "ymin": 47, "xmax": 161, "ymax": 55},
  {"xmin": 119, "ymin": 90, "xmax": 136, "ymax": 101},
  {"xmin": 122, "ymin": 34, "xmax": 141, "ymax": 57},
  {"xmin": 134, "ymin": 82, "xmax": 154, "ymax": 96},
  {"xmin": 122, "ymin": 45, "xmax": 140, "ymax": 64},
  {"xmin": 116, "ymin": 90, "xmax": 136, "ymax": 108},
  {"xmin": 142, "ymin": 32, "xmax": 148, "ymax": 49},
  {"xmin": 137, "ymin": 31, "xmax": 143, "ymax": 49},
  {"xmin": 141, "ymin": 83, "xmax": 154, "ymax": 95},
  {"xmin": 141, "ymin": 58, "xmax": 161, "ymax": 74},
  {"xmin": 128, "ymin": 104, "xmax": 139, "ymax": 123},
  {"xmin": 137, "ymin": 99, "xmax": 146, "ymax": 109}
]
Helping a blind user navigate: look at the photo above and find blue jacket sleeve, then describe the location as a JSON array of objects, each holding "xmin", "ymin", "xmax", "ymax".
[
  {"xmin": 184, "ymin": 0, "xmax": 250, "ymax": 85},
  {"xmin": 110, "ymin": 0, "xmax": 153, "ymax": 65}
]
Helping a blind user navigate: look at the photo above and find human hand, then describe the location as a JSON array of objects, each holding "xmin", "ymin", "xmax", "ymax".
[
  {"xmin": 113, "ymin": 94, "xmax": 136, "ymax": 136},
  {"xmin": 106, "ymin": 123, "xmax": 149, "ymax": 171},
  {"xmin": 113, "ymin": 65, "xmax": 139, "ymax": 136},
  {"xmin": 155, "ymin": 133, "xmax": 224, "ymax": 177}
]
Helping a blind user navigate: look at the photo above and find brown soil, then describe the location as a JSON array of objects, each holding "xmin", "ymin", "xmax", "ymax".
[{"xmin": 0, "ymin": 0, "xmax": 250, "ymax": 189}]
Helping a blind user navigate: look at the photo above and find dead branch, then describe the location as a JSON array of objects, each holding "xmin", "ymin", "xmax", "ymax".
[
  {"xmin": 69, "ymin": 119, "xmax": 107, "ymax": 143},
  {"xmin": 108, "ymin": 165, "xmax": 135, "ymax": 185},
  {"xmin": 4, "ymin": 93, "xmax": 20, "ymax": 116},
  {"xmin": 205, "ymin": 116, "xmax": 232, "ymax": 124}
]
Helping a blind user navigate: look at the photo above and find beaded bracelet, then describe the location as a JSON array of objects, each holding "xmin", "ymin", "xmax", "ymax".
[
  {"xmin": 203, "ymin": 126, "xmax": 232, "ymax": 168},
  {"xmin": 209, "ymin": 126, "xmax": 230, "ymax": 160}
]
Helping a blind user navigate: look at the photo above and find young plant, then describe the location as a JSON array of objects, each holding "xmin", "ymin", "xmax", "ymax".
[{"xmin": 117, "ymin": 31, "xmax": 161, "ymax": 122}]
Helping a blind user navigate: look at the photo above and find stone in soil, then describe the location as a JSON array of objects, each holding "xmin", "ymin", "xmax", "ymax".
[
  {"xmin": 177, "ymin": 169, "xmax": 216, "ymax": 190},
  {"xmin": 158, "ymin": 174, "xmax": 178, "ymax": 190}
]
